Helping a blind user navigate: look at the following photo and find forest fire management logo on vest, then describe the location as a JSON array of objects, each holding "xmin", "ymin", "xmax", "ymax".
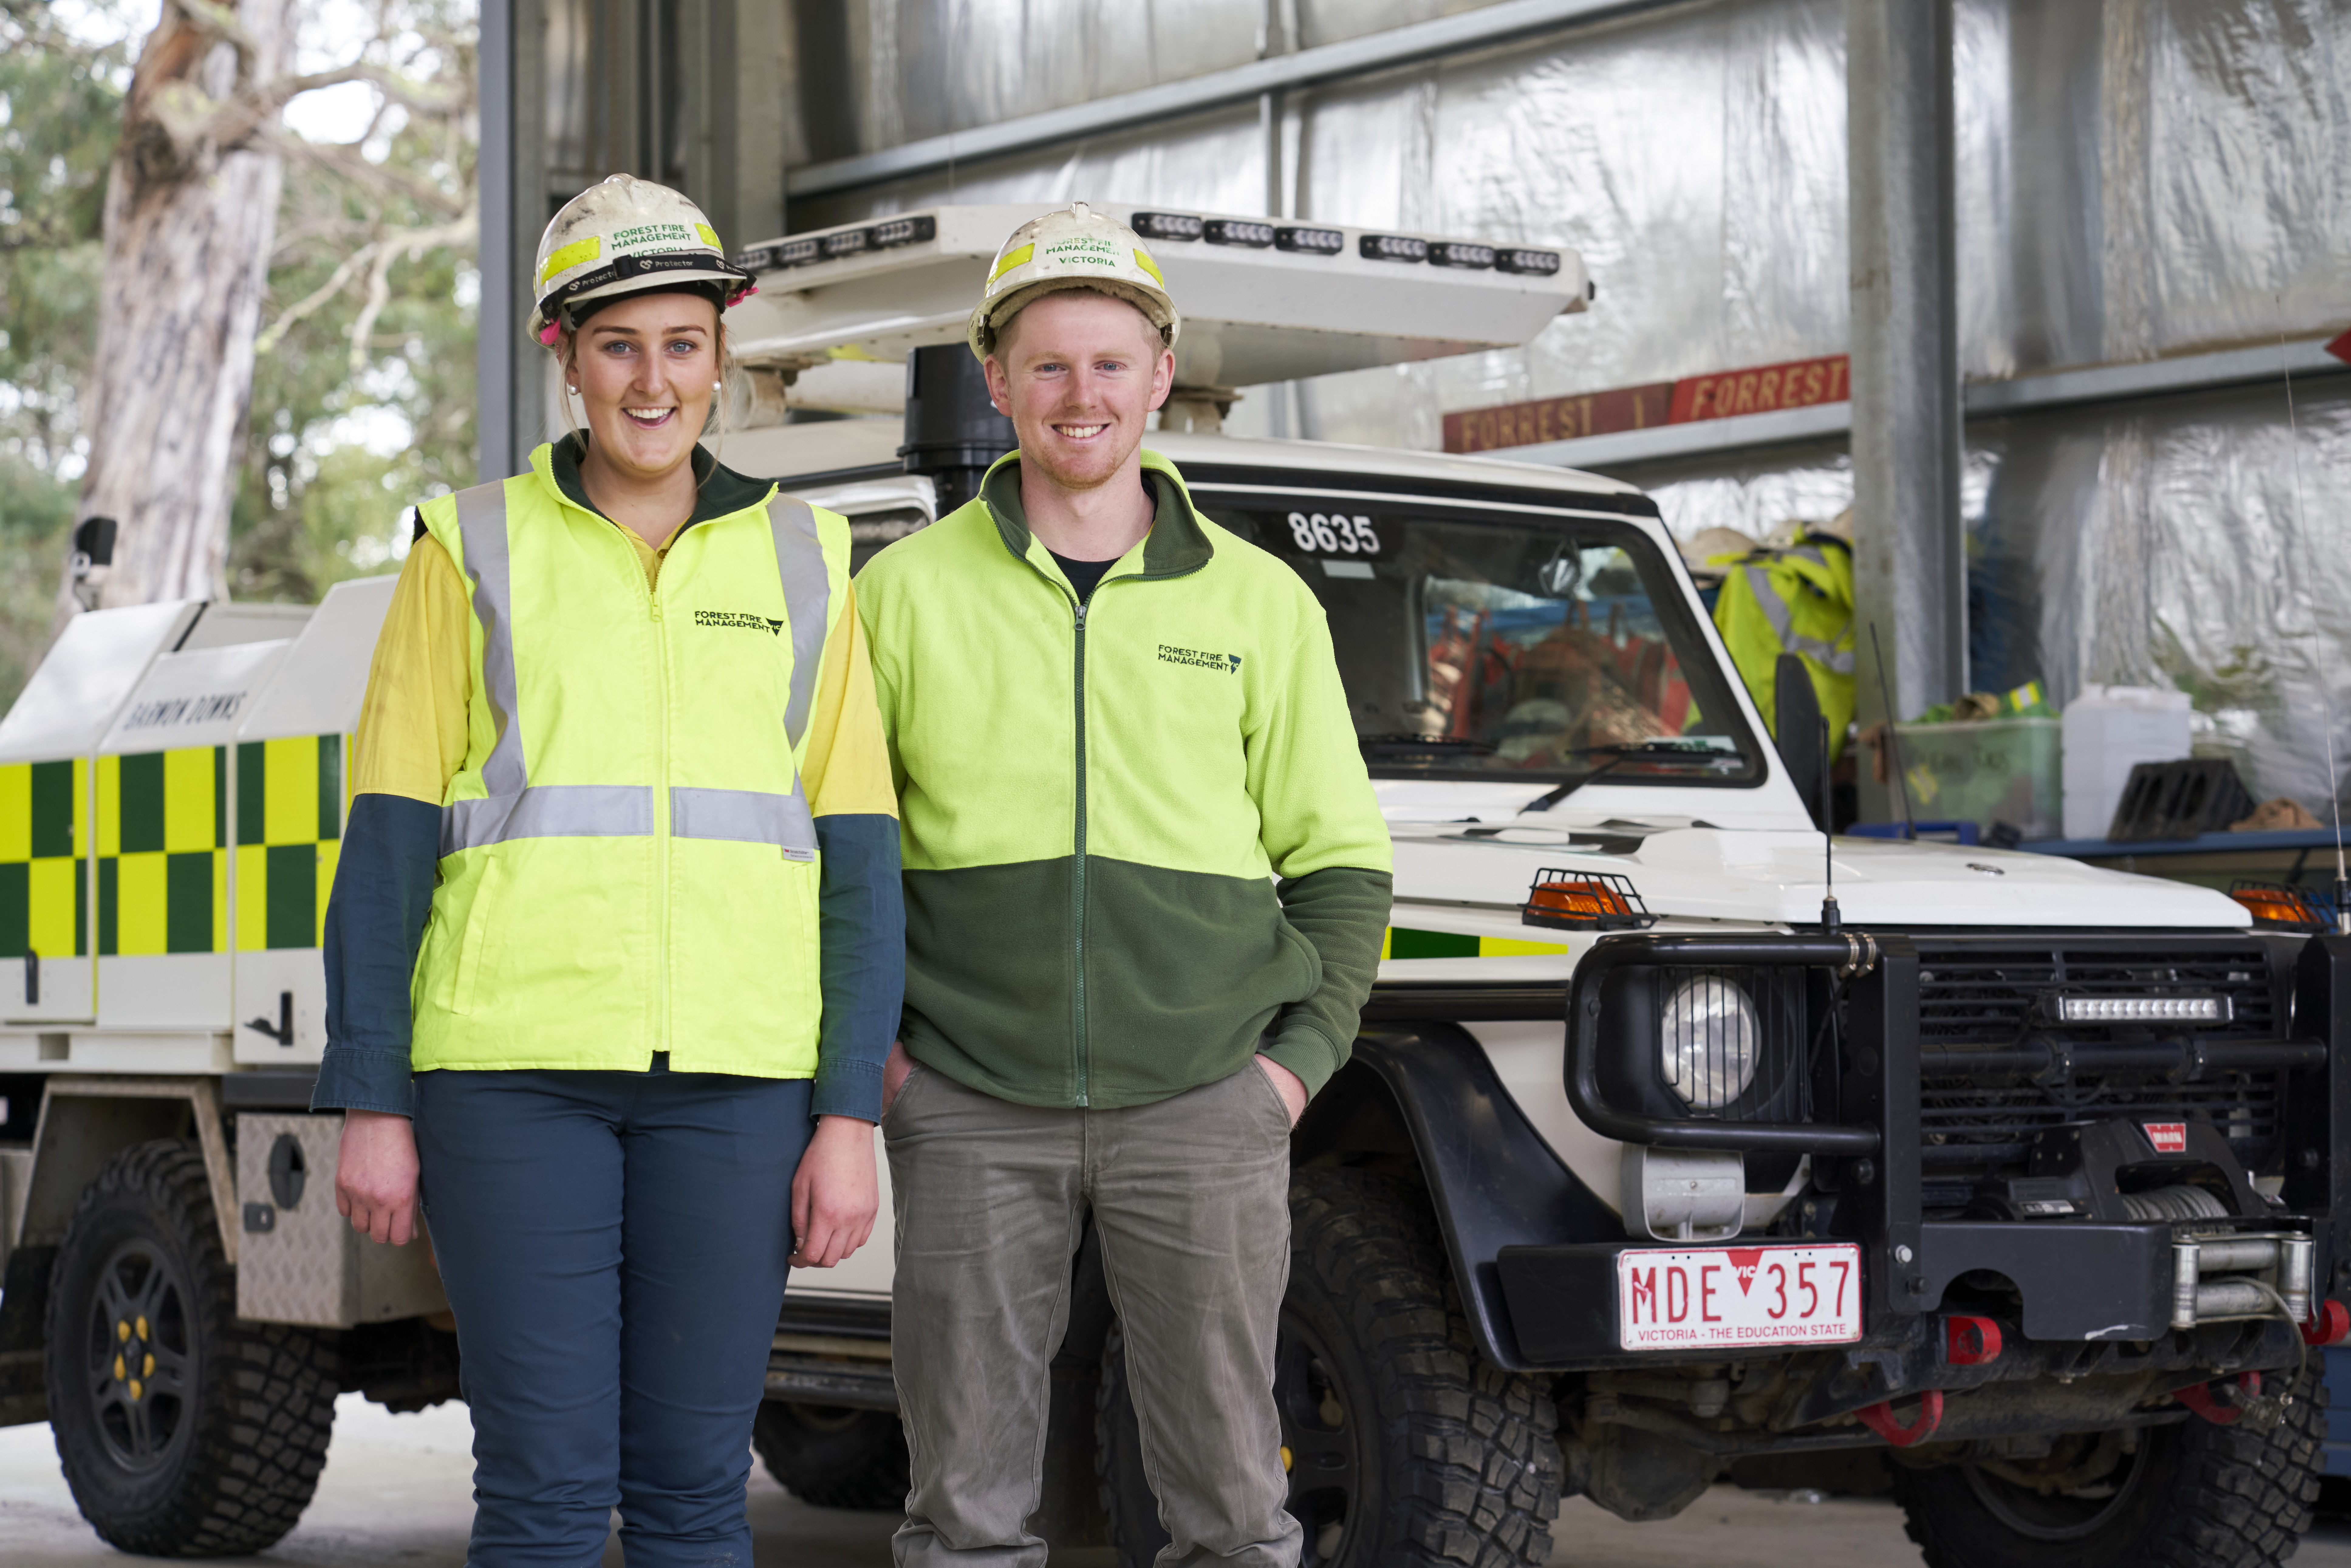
[{"xmin": 695, "ymin": 610, "xmax": 783, "ymax": 634}]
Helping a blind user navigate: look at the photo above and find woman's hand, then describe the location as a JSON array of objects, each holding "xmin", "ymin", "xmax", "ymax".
[
  {"xmin": 790, "ymin": 1114, "xmax": 879, "ymax": 1269},
  {"xmin": 336, "ymin": 1109, "xmax": 421, "ymax": 1246},
  {"xmin": 882, "ymin": 1041, "xmax": 915, "ymax": 1114}
]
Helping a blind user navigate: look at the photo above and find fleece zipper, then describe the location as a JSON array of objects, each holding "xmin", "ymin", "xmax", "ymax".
[{"xmin": 1071, "ymin": 594, "xmax": 1090, "ymax": 1105}]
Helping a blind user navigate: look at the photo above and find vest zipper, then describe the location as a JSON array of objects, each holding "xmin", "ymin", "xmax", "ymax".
[
  {"xmin": 1071, "ymin": 596, "xmax": 1089, "ymax": 1107},
  {"xmin": 647, "ymin": 574, "xmax": 672, "ymax": 1057}
]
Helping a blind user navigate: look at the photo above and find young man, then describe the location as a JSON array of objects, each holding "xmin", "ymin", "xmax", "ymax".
[{"xmin": 855, "ymin": 203, "xmax": 1393, "ymax": 1568}]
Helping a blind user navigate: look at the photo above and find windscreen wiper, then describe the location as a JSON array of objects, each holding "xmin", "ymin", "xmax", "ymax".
[
  {"xmin": 1519, "ymin": 741, "xmax": 1741, "ymax": 814},
  {"xmin": 1359, "ymin": 734, "xmax": 1498, "ymax": 757}
]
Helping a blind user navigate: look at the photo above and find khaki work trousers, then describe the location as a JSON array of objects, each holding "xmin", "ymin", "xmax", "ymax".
[{"xmin": 885, "ymin": 1062, "xmax": 1303, "ymax": 1568}]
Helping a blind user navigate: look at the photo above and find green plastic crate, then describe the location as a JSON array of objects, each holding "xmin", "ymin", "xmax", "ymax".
[{"xmin": 1891, "ymin": 716, "xmax": 2061, "ymax": 840}]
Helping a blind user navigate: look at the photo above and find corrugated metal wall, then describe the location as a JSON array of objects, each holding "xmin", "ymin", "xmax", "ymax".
[{"xmin": 769, "ymin": 0, "xmax": 2351, "ymax": 807}]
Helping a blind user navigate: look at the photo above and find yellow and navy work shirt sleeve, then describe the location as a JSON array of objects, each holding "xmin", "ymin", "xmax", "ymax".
[
  {"xmin": 313, "ymin": 532, "xmax": 467, "ymax": 1117},
  {"xmin": 798, "ymin": 583, "xmax": 904, "ymax": 1122}
]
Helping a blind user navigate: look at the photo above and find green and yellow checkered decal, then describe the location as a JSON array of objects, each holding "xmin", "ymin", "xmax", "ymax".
[
  {"xmin": 0, "ymin": 759, "xmax": 88, "ymax": 958},
  {"xmin": 1382, "ymin": 927, "xmax": 1571, "ymax": 960},
  {"xmin": 234, "ymin": 735, "xmax": 343, "ymax": 951},
  {"xmin": 98, "ymin": 747, "xmax": 227, "ymax": 955}
]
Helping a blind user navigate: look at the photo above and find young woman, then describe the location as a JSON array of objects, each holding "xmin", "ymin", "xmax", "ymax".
[{"xmin": 317, "ymin": 173, "xmax": 903, "ymax": 1566}]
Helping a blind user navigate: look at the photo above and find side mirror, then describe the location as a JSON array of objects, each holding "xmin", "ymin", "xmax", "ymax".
[
  {"xmin": 73, "ymin": 516, "xmax": 118, "ymax": 566},
  {"xmin": 1773, "ymin": 652, "xmax": 1828, "ymax": 831}
]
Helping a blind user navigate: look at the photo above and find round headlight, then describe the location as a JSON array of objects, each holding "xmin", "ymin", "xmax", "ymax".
[{"xmin": 1660, "ymin": 975, "xmax": 1759, "ymax": 1111}]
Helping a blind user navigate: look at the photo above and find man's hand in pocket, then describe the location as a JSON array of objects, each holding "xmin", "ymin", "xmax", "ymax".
[{"xmin": 1254, "ymin": 1055, "xmax": 1307, "ymax": 1126}]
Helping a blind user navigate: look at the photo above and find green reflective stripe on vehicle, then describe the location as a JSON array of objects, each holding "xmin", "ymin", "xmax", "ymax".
[{"xmin": 1381, "ymin": 927, "xmax": 1572, "ymax": 959}]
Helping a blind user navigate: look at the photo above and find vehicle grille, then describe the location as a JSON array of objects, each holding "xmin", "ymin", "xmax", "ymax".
[
  {"xmin": 1910, "ymin": 938, "xmax": 2286, "ymax": 1177},
  {"xmin": 1915, "ymin": 941, "xmax": 2277, "ymax": 1044}
]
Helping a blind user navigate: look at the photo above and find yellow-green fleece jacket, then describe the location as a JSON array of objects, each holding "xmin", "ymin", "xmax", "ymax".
[{"xmin": 855, "ymin": 449, "xmax": 1394, "ymax": 1108}]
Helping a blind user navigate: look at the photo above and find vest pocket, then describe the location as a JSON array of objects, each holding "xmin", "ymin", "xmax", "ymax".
[{"xmin": 450, "ymin": 858, "xmax": 501, "ymax": 1016}]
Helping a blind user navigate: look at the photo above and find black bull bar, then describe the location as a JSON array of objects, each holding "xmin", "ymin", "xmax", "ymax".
[{"xmin": 1491, "ymin": 930, "xmax": 2351, "ymax": 1364}]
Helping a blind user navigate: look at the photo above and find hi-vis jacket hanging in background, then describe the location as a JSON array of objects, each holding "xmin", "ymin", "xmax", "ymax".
[{"xmin": 1712, "ymin": 529, "xmax": 1856, "ymax": 761}]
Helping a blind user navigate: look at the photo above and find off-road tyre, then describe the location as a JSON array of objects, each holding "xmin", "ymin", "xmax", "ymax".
[
  {"xmin": 1895, "ymin": 1359, "xmax": 2323, "ymax": 1568},
  {"xmin": 45, "ymin": 1138, "xmax": 338, "ymax": 1556},
  {"xmin": 1096, "ymin": 1167, "xmax": 1561, "ymax": 1568},
  {"xmin": 751, "ymin": 1401, "xmax": 910, "ymax": 1511}
]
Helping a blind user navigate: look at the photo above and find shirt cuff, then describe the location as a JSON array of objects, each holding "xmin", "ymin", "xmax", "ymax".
[
  {"xmin": 309, "ymin": 1049, "xmax": 416, "ymax": 1117},
  {"xmin": 811, "ymin": 1056, "xmax": 884, "ymax": 1123}
]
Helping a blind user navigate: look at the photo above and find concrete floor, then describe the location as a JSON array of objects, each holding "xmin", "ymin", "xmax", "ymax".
[{"xmin": 7, "ymin": 1396, "xmax": 2351, "ymax": 1566}]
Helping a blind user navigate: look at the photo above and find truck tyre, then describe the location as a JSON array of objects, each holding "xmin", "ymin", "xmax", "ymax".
[
  {"xmin": 751, "ymin": 1401, "xmax": 910, "ymax": 1511},
  {"xmin": 1895, "ymin": 1362, "xmax": 2323, "ymax": 1568},
  {"xmin": 45, "ymin": 1138, "xmax": 338, "ymax": 1556},
  {"xmin": 1096, "ymin": 1167, "xmax": 1560, "ymax": 1568}
]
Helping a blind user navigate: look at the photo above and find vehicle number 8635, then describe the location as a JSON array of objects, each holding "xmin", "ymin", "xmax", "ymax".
[{"xmin": 1288, "ymin": 512, "xmax": 1381, "ymax": 556}]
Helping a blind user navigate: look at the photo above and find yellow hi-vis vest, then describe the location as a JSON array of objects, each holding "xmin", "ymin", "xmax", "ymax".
[
  {"xmin": 407, "ymin": 450, "xmax": 851, "ymax": 1076},
  {"xmin": 1712, "ymin": 532, "xmax": 1857, "ymax": 763}
]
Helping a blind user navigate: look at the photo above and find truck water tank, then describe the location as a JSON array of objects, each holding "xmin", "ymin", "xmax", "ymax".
[{"xmin": 2062, "ymin": 685, "xmax": 2192, "ymax": 841}]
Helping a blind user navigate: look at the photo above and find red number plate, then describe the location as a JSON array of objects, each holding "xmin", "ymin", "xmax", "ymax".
[{"xmin": 1615, "ymin": 1243, "xmax": 1863, "ymax": 1351}]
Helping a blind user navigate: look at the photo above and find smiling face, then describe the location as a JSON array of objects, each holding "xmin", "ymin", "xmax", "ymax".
[
  {"xmin": 983, "ymin": 290, "xmax": 1175, "ymax": 496},
  {"xmin": 564, "ymin": 290, "xmax": 723, "ymax": 480}
]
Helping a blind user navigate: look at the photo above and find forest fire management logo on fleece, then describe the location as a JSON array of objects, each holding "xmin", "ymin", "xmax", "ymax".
[{"xmin": 1159, "ymin": 644, "xmax": 1242, "ymax": 673}]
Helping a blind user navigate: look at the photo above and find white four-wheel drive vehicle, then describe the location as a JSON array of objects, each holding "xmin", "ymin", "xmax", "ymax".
[{"xmin": 0, "ymin": 205, "xmax": 2336, "ymax": 1568}]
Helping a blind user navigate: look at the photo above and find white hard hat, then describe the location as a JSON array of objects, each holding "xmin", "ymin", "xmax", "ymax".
[
  {"xmin": 966, "ymin": 202, "xmax": 1180, "ymax": 361},
  {"xmin": 529, "ymin": 174, "xmax": 757, "ymax": 346}
]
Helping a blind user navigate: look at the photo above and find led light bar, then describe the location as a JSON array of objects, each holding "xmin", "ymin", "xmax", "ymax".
[
  {"xmin": 1204, "ymin": 217, "xmax": 1276, "ymax": 248},
  {"xmin": 821, "ymin": 227, "xmax": 872, "ymax": 259},
  {"xmin": 1275, "ymin": 225, "xmax": 1344, "ymax": 255},
  {"xmin": 1361, "ymin": 233, "xmax": 1430, "ymax": 264},
  {"xmin": 2057, "ymin": 995, "xmax": 2230, "ymax": 1023},
  {"xmin": 1495, "ymin": 247, "xmax": 1563, "ymax": 276},
  {"xmin": 1430, "ymin": 241, "xmax": 1496, "ymax": 270},
  {"xmin": 870, "ymin": 214, "xmax": 937, "ymax": 248},
  {"xmin": 771, "ymin": 236, "xmax": 822, "ymax": 268},
  {"xmin": 1132, "ymin": 211, "xmax": 1205, "ymax": 242}
]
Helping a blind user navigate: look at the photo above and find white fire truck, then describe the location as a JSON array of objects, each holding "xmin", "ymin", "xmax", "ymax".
[{"xmin": 0, "ymin": 205, "xmax": 2336, "ymax": 1568}]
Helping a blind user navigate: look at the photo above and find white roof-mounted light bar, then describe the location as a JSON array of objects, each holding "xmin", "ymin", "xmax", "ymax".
[{"xmin": 723, "ymin": 203, "xmax": 1590, "ymax": 389}]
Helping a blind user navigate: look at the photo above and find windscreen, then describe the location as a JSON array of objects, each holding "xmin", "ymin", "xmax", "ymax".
[{"xmin": 1193, "ymin": 487, "xmax": 1762, "ymax": 786}]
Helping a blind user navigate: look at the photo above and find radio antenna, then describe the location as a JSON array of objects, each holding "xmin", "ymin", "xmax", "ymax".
[
  {"xmin": 2279, "ymin": 324, "xmax": 2350, "ymax": 934},
  {"xmin": 1869, "ymin": 622, "xmax": 1918, "ymax": 841},
  {"xmin": 1819, "ymin": 712, "xmax": 1841, "ymax": 931}
]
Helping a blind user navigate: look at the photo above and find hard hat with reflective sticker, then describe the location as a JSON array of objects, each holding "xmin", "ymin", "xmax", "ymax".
[
  {"xmin": 529, "ymin": 174, "xmax": 757, "ymax": 346},
  {"xmin": 966, "ymin": 202, "xmax": 1179, "ymax": 361}
]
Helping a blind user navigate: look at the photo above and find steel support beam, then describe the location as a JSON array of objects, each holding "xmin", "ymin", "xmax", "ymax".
[
  {"xmin": 477, "ymin": 0, "xmax": 547, "ymax": 482},
  {"xmin": 1848, "ymin": 0, "xmax": 1963, "ymax": 759},
  {"xmin": 783, "ymin": 0, "xmax": 1688, "ymax": 200}
]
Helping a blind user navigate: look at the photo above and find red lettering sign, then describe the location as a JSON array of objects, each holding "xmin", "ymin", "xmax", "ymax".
[
  {"xmin": 1443, "ymin": 355, "xmax": 1850, "ymax": 455},
  {"xmin": 1441, "ymin": 382, "xmax": 1674, "ymax": 454},
  {"xmin": 1667, "ymin": 354, "xmax": 1849, "ymax": 424},
  {"xmin": 2144, "ymin": 1122, "xmax": 2189, "ymax": 1154},
  {"xmin": 1666, "ymin": 1266, "xmax": 1690, "ymax": 1323}
]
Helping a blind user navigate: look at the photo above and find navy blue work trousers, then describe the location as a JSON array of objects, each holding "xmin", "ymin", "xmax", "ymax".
[{"xmin": 415, "ymin": 1064, "xmax": 811, "ymax": 1568}]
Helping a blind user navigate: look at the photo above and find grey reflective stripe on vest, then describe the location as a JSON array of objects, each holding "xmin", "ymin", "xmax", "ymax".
[
  {"xmin": 767, "ymin": 493, "xmax": 829, "ymax": 747},
  {"xmin": 670, "ymin": 787, "xmax": 817, "ymax": 859},
  {"xmin": 443, "ymin": 784, "xmax": 656, "ymax": 853},
  {"xmin": 444, "ymin": 481, "xmax": 655, "ymax": 853},
  {"xmin": 1739, "ymin": 562, "xmax": 1857, "ymax": 676},
  {"xmin": 456, "ymin": 482, "xmax": 528, "ymax": 799}
]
